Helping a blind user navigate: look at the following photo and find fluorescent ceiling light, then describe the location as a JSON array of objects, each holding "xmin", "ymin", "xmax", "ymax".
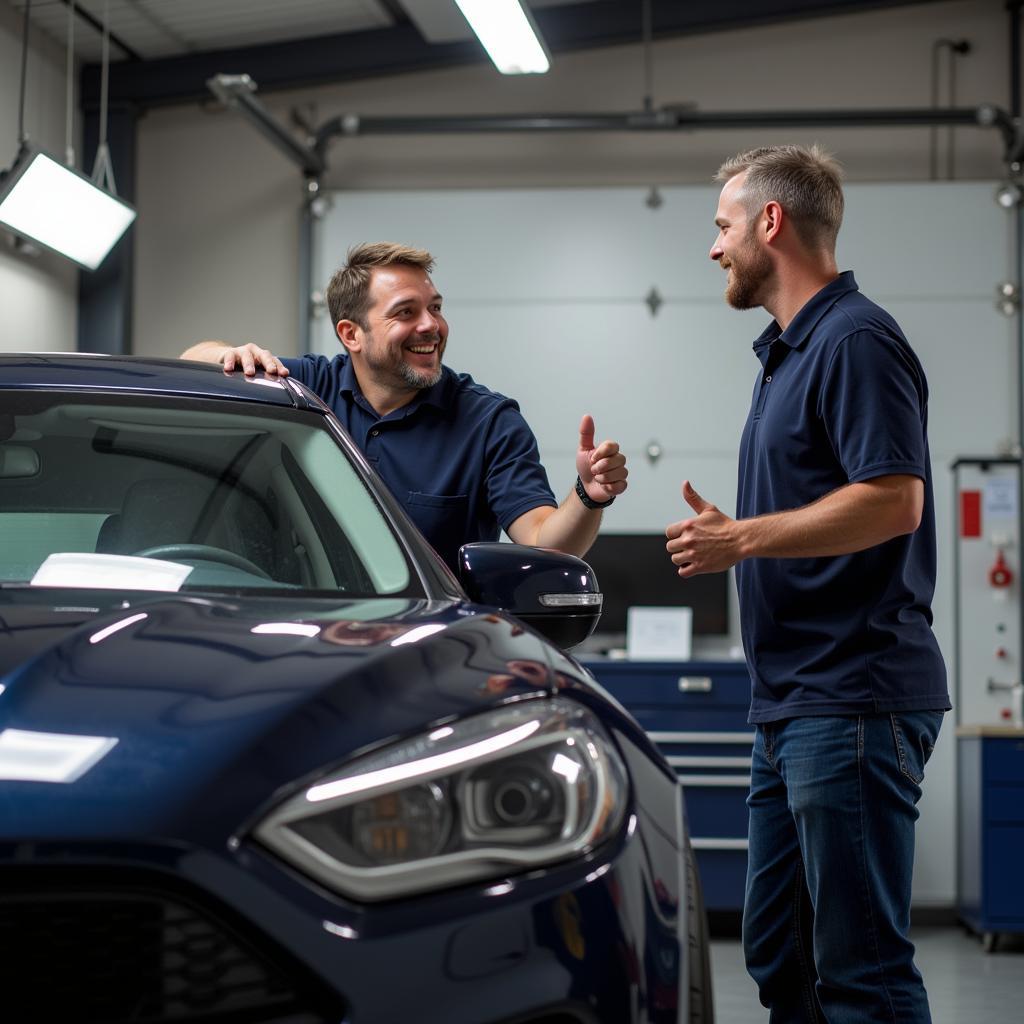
[
  {"xmin": 453, "ymin": 0, "xmax": 550, "ymax": 74},
  {"xmin": 0, "ymin": 147, "xmax": 136, "ymax": 270}
]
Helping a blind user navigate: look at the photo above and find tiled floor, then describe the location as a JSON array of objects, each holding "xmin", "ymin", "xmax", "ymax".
[{"xmin": 710, "ymin": 927, "xmax": 1024, "ymax": 1023}]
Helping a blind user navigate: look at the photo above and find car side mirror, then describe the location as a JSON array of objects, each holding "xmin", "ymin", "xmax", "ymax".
[{"xmin": 457, "ymin": 542, "xmax": 602, "ymax": 650}]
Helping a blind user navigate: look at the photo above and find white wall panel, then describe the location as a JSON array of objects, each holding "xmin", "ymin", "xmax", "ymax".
[
  {"xmin": 315, "ymin": 183, "xmax": 1014, "ymax": 484},
  {"xmin": 437, "ymin": 303, "xmax": 755, "ymax": 453},
  {"xmin": 839, "ymin": 183, "xmax": 1011, "ymax": 298},
  {"xmin": 314, "ymin": 187, "xmax": 724, "ymax": 304},
  {"xmin": 541, "ymin": 452, "xmax": 743, "ymax": 531},
  {"xmin": 884, "ymin": 300, "xmax": 1017, "ymax": 458}
]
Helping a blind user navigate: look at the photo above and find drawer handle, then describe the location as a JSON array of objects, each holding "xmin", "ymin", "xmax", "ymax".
[
  {"xmin": 668, "ymin": 755, "xmax": 752, "ymax": 769},
  {"xmin": 676, "ymin": 773, "xmax": 752, "ymax": 787},
  {"xmin": 690, "ymin": 838, "xmax": 749, "ymax": 851},
  {"xmin": 678, "ymin": 676, "xmax": 712, "ymax": 693},
  {"xmin": 648, "ymin": 730, "xmax": 753, "ymax": 745}
]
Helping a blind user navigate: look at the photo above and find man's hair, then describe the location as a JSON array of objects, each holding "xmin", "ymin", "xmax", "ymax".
[
  {"xmin": 326, "ymin": 242, "xmax": 435, "ymax": 327},
  {"xmin": 714, "ymin": 144, "xmax": 844, "ymax": 252}
]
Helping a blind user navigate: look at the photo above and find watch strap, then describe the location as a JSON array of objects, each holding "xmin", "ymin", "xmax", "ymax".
[{"xmin": 575, "ymin": 475, "xmax": 615, "ymax": 510}]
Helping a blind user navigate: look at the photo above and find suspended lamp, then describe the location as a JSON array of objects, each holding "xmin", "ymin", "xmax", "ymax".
[{"xmin": 0, "ymin": 0, "xmax": 135, "ymax": 270}]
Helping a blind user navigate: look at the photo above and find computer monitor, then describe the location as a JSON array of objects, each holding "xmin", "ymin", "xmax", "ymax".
[{"xmin": 581, "ymin": 532, "xmax": 729, "ymax": 638}]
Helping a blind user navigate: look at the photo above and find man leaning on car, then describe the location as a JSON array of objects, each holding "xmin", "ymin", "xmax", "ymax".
[{"xmin": 182, "ymin": 241, "xmax": 627, "ymax": 571}]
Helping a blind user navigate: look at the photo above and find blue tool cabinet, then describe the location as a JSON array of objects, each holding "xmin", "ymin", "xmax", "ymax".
[
  {"xmin": 580, "ymin": 658, "xmax": 753, "ymax": 912},
  {"xmin": 957, "ymin": 727, "xmax": 1024, "ymax": 952}
]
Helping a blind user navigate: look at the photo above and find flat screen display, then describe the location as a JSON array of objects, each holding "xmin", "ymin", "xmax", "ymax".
[{"xmin": 581, "ymin": 532, "xmax": 729, "ymax": 637}]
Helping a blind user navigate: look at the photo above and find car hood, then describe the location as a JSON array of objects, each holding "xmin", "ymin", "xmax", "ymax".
[{"xmin": 0, "ymin": 589, "xmax": 563, "ymax": 845}]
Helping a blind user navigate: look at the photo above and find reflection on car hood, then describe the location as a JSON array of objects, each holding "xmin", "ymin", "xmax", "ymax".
[{"xmin": 0, "ymin": 590, "xmax": 559, "ymax": 844}]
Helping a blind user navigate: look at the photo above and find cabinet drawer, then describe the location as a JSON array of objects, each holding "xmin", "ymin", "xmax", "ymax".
[
  {"xmin": 983, "ymin": 826, "xmax": 1024, "ymax": 920},
  {"xmin": 695, "ymin": 848, "xmax": 748, "ymax": 912},
  {"xmin": 630, "ymin": 708, "xmax": 753, "ymax": 734},
  {"xmin": 987, "ymin": 784, "xmax": 1024, "ymax": 824},
  {"xmin": 984, "ymin": 737, "xmax": 1024, "ymax": 782},
  {"xmin": 650, "ymin": 730, "xmax": 754, "ymax": 760},
  {"xmin": 685, "ymin": 786, "xmax": 750, "ymax": 838},
  {"xmin": 598, "ymin": 674, "xmax": 750, "ymax": 709},
  {"xmin": 647, "ymin": 729, "xmax": 754, "ymax": 745}
]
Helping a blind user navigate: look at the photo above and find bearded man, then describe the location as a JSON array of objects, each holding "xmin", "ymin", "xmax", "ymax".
[
  {"xmin": 665, "ymin": 145, "xmax": 949, "ymax": 1023},
  {"xmin": 183, "ymin": 242, "xmax": 627, "ymax": 571}
]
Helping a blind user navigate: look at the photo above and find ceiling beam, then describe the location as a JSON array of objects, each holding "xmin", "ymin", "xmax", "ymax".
[
  {"xmin": 58, "ymin": 0, "xmax": 142, "ymax": 61},
  {"xmin": 81, "ymin": 0, "xmax": 936, "ymax": 111},
  {"xmin": 81, "ymin": 22, "xmax": 480, "ymax": 110}
]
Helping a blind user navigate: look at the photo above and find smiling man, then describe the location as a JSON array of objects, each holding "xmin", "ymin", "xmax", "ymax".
[
  {"xmin": 664, "ymin": 146, "xmax": 949, "ymax": 1024},
  {"xmin": 182, "ymin": 242, "xmax": 627, "ymax": 571}
]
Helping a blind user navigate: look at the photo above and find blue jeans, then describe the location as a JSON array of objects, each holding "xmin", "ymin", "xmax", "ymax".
[{"xmin": 742, "ymin": 712, "xmax": 943, "ymax": 1024}]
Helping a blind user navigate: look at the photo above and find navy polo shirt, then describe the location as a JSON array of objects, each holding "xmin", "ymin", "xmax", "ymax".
[
  {"xmin": 736, "ymin": 272, "xmax": 949, "ymax": 723},
  {"xmin": 282, "ymin": 354, "xmax": 556, "ymax": 570}
]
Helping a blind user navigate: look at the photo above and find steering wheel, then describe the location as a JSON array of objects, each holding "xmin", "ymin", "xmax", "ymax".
[{"xmin": 132, "ymin": 543, "xmax": 273, "ymax": 581}]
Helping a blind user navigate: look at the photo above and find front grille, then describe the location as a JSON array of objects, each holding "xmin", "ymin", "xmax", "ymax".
[{"xmin": 0, "ymin": 869, "xmax": 345, "ymax": 1023}]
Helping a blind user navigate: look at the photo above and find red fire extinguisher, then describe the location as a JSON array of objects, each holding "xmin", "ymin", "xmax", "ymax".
[{"xmin": 989, "ymin": 549, "xmax": 1014, "ymax": 588}]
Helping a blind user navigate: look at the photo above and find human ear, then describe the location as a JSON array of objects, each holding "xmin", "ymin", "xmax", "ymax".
[
  {"xmin": 762, "ymin": 201, "xmax": 783, "ymax": 242},
  {"xmin": 336, "ymin": 320, "xmax": 361, "ymax": 353}
]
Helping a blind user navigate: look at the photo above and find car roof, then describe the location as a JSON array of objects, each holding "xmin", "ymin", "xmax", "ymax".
[{"xmin": 0, "ymin": 352, "xmax": 300, "ymax": 408}]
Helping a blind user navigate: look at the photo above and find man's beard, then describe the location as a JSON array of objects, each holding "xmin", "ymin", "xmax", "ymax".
[
  {"xmin": 396, "ymin": 361, "xmax": 443, "ymax": 390},
  {"xmin": 364, "ymin": 335, "xmax": 444, "ymax": 391},
  {"xmin": 723, "ymin": 234, "xmax": 772, "ymax": 310}
]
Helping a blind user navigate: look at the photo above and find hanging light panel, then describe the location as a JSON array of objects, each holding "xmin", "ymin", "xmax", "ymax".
[
  {"xmin": 0, "ymin": 146, "xmax": 136, "ymax": 270},
  {"xmin": 453, "ymin": 0, "xmax": 550, "ymax": 75}
]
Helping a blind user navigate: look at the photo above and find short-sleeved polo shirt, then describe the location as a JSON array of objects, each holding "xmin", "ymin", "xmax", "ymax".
[
  {"xmin": 282, "ymin": 353, "xmax": 556, "ymax": 571},
  {"xmin": 735, "ymin": 272, "xmax": 949, "ymax": 723}
]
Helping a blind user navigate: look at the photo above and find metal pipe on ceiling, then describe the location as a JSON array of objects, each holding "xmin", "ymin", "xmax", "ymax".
[
  {"xmin": 312, "ymin": 104, "xmax": 1020, "ymax": 164},
  {"xmin": 207, "ymin": 74, "xmax": 325, "ymax": 177},
  {"xmin": 310, "ymin": 104, "xmax": 1021, "ymax": 167},
  {"xmin": 205, "ymin": 74, "xmax": 1020, "ymax": 171}
]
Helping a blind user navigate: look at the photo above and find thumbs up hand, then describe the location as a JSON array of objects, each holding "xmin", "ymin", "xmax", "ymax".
[
  {"xmin": 576, "ymin": 414, "xmax": 628, "ymax": 504},
  {"xmin": 665, "ymin": 480, "xmax": 741, "ymax": 577}
]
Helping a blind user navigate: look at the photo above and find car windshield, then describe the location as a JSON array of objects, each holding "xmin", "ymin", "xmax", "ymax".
[{"xmin": 0, "ymin": 391, "xmax": 422, "ymax": 598}]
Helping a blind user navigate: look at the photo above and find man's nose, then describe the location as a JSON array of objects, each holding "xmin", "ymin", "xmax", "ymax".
[
  {"xmin": 710, "ymin": 242, "xmax": 723, "ymax": 261},
  {"xmin": 417, "ymin": 310, "xmax": 439, "ymax": 333}
]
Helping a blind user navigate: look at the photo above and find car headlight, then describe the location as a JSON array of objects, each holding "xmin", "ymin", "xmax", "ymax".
[{"xmin": 254, "ymin": 697, "xmax": 628, "ymax": 901}]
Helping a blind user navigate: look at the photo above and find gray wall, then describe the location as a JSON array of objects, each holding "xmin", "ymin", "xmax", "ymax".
[{"xmin": 0, "ymin": 0, "xmax": 78, "ymax": 351}]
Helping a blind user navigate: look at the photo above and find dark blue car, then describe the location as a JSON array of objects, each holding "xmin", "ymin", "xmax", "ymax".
[{"xmin": 0, "ymin": 353, "xmax": 712, "ymax": 1024}]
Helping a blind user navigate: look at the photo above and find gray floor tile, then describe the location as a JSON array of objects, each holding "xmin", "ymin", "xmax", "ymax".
[{"xmin": 709, "ymin": 927, "xmax": 1024, "ymax": 1023}]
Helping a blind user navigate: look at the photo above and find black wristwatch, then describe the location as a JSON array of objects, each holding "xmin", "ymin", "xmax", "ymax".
[{"xmin": 575, "ymin": 475, "xmax": 615, "ymax": 510}]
